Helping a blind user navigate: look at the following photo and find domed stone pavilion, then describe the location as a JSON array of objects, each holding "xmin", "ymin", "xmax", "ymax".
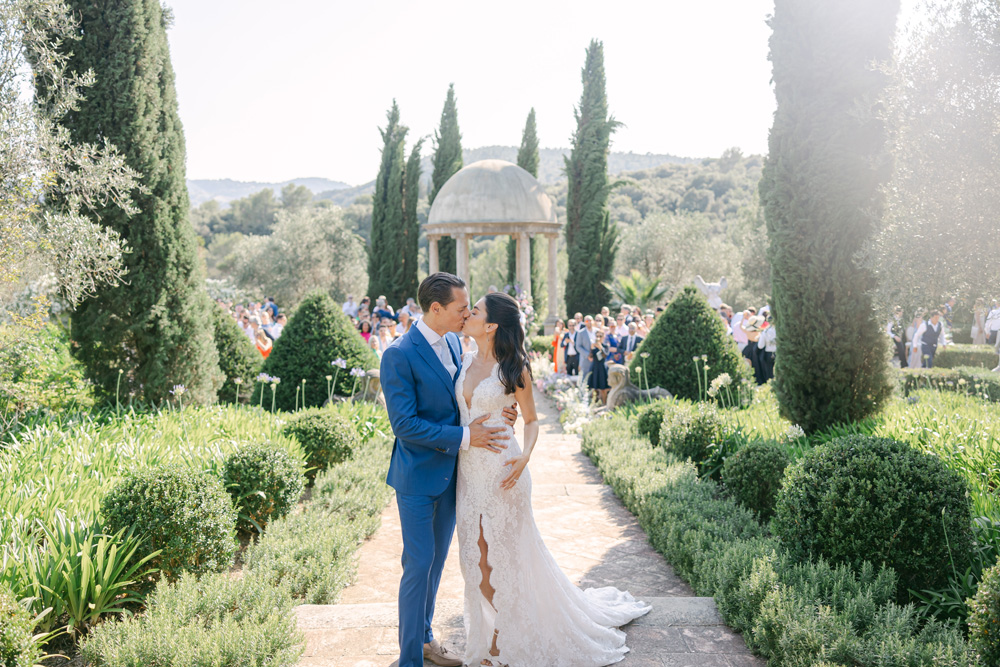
[{"xmin": 426, "ymin": 159, "xmax": 561, "ymax": 331}]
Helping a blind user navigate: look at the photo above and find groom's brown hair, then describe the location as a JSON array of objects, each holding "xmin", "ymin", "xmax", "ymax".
[{"xmin": 418, "ymin": 272, "xmax": 466, "ymax": 312}]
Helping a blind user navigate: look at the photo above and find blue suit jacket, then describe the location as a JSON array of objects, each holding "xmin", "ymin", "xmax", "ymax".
[{"xmin": 381, "ymin": 325, "xmax": 464, "ymax": 496}]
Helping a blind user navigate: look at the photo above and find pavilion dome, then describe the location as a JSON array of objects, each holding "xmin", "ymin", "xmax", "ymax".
[{"xmin": 427, "ymin": 159, "xmax": 557, "ymax": 227}]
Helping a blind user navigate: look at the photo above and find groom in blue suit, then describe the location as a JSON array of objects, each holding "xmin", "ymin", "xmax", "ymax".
[{"xmin": 381, "ymin": 273, "xmax": 515, "ymax": 667}]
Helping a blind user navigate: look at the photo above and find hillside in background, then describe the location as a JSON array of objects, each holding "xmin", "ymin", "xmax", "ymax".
[
  {"xmin": 188, "ymin": 177, "xmax": 350, "ymax": 207},
  {"xmin": 310, "ymin": 146, "xmax": 696, "ymax": 207}
]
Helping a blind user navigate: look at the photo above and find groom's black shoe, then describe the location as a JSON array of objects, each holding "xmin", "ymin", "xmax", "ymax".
[{"xmin": 423, "ymin": 639, "xmax": 462, "ymax": 666}]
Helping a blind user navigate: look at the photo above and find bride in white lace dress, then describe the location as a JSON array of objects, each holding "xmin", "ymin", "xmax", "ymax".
[{"xmin": 455, "ymin": 293, "xmax": 650, "ymax": 667}]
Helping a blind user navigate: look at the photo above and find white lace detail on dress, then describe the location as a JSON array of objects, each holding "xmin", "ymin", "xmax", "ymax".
[{"xmin": 455, "ymin": 352, "xmax": 650, "ymax": 667}]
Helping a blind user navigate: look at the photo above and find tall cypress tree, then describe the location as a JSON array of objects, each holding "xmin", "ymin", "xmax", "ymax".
[
  {"xmin": 508, "ymin": 109, "xmax": 541, "ymax": 299},
  {"xmin": 399, "ymin": 138, "xmax": 424, "ymax": 303},
  {"xmin": 368, "ymin": 101, "xmax": 408, "ymax": 305},
  {"xmin": 760, "ymin": 0, "xmax": 898, "ymax": 433},
  {"xmin": 429, "ymin": 84, "xmax": 463, "ymax": 274},
  {"xmin": 59, "ymin": 0, "xmax": 220, "ymax": 405},
  {"xmin": 564, "ymin": 40, "xmax": 620, "ymax": 316}
]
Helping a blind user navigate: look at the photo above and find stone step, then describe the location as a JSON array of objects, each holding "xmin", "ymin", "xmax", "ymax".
[
  {"xmin": 295, "ymin": 596, "xmax": 725, "ymax": 630},
  {"xmin": 294, "ymin": 598, "xmax": 761, "ymax": 666}
]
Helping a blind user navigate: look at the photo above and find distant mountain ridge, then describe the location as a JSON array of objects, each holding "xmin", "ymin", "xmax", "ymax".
[
  {"xmin": 188, "ymin": 147, "xmax": 699, "ymax": 209},
  {"xmin": 187, "ymin": 177, "xmax": 350, "ymax": 207},
  {"xmin": 312, "ymin": 146, "xmax": 697, "ymax": 208}
]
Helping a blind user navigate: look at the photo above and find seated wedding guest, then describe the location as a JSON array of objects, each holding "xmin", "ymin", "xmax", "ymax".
[
  {"xmin": 255, "ymin": 328, "xmax": 273, "ymax": 359},
  {"xmin": 358, "ymin": 320, "xmax": 373, "ymax": 343}
]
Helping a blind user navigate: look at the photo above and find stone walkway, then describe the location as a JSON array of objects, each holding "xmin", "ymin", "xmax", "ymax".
[{"xmin": 295, "ymin": 394, "xmax": 762, "ymax": 667}]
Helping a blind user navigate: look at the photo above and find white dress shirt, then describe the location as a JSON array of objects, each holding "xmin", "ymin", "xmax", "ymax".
[{"xmin": 416, "ymin": 319, "xmax": 470, "ymax": 450}]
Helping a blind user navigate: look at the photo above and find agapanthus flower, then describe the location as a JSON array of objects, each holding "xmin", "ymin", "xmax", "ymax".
[
  {"xmin": 350, "ymin": 368, "xmax": 366, "ymax": 378},
  {"xmin": 257, "ymin": 372, "xmax": 271, "ymax": 383},
  {"xmin": 332, "ymin": 359, "xmax": 347, "ymax": 369},
  {"xmin": 170, "ymin": 384, "xmax": 186, "ymax": 396}
]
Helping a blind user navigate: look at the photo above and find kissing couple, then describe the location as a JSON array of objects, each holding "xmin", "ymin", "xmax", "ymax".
[{"xmin": 381, "ymin": 272, "xmax": 650, "ymax": 667}]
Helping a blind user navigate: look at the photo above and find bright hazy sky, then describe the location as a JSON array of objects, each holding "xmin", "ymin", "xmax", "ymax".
[{"xmin": 167, "ymin": 0, "xmax": 921, "ymax": 186}]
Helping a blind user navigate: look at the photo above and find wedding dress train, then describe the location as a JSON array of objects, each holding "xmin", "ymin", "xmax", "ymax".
[{"xmin": 455, "ymin": 354, "xmax": 650, "ymax": 667}]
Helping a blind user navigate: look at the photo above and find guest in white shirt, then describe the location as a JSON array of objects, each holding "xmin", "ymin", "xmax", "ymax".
[
  {"xmin": 913, "ymin": 310, "xmax": 948, "ymax": 368},
  {"xmin": 342, "ymin": 295, "xmax": 359, "ymax": 319},
  {"xmin": 562, "ymin": 319, "xmax": 580, "ymax": 376}
]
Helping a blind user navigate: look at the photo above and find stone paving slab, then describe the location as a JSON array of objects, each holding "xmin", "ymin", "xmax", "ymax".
[{"xmin": 296, "ymin": 394, "xmax": 762, "ymax": 666}]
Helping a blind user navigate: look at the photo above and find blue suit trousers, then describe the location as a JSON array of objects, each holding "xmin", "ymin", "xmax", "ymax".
[{"xmin": 395, "ymin": 473, "xmax": 457, "ymax": 667}]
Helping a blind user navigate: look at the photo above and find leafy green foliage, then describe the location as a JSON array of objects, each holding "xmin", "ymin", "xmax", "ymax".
[
  {"xmin": 603, "ymin": 270, "xmax": 669, "ymax": 311},
  {"xmin": 211, "ymin": 304, "xmax": 261, "ymax": 404},
  {"xmin": 0, "ymin": 321, "xmax": 94, "ymax": 431},
  {"xmin": 223, "ymin": 443, "xmax": 304, "ymax": 534},
  {"xmin": 80, "ymin": 570, "xmax": 302, "ymax": 667},
  {"xmin": 62, "ymin": 0, "xmax": 222, "ymax": 406},
  {"xmin": 230, "ymin": 206, "xmax": 368, "ymax": 311},
  {"xmin": 722, "ymin": 440, "xmax": 789, "ymax": 521},
  {"xmin": 507, "ymin": 108, "xmax": 541, "ymax": 298},
  {"xmin": 283, "ymin": 409, "xmax": 360, "ymax": 481},
  {"xmin": 635, "ymin": 399, "xmax": 669, "ymax": 447},
  {"xmin": 0, "ymin": 582, "xmax": 40, "ymax": 667},
  {"xmin": 658, "ymin": 399, "xmax": 736, "ymax": 479},
  {"xmin": 772, "ymin": 435, "xmax": 974, "ymax": 600},
  {"xmin": 934, "ymin": 344, "xmax": 999, "ymax": 369},
  {"xmin": 629, "ymin": 286, "xmax": 748, "ymax": 400},
  {"xmin": 100, "ymin": 464, "xmax": 237, "ymax": 583},
  {"xmin": 901, "ymin": 366, "xmax": 1000, "ymax": 403},
  {"xmin": 580, "ymin": 412, "xmax": 974, "ymax": 665},
  {"xmin": 257, "ymin": 291, "xmax": 378, "ymax": 410},
  {"xmin": 968, "ymin": 561, "xmax": 1000, "ymax": 665},
  {"xmin": 564, "ymin": 40, "xmax": 619, "ymax": 316},
  {"xmin": 244, "ymin": 429, "xmax": 393, "ymax": 603},
  {"xmin": 368, "ymin": 101, "xmax": 419, "ymax": 306},
  {"xmin": 759, "ymin": 0, "xmax": 897, "ymax": 432},
  {"xmin": 429, "ymin": 84, "xmax": 463, "ymax": 274}
]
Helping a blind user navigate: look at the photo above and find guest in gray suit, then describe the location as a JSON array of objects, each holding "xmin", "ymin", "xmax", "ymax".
[{"xmin": 576, "ymin": 315, "xmax": 595, "ymax": 382}]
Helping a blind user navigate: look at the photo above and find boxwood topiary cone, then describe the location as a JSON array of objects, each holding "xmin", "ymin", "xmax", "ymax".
[
  {"xmin": 628, "ymin": 285, "xmax": 749, "ymax": 401},
  {"xmin": 256, "ymin": 291, "xmax": 379, "ymax": 411},
  {"xmin": 211, "ymin": 305, "xmax": 262, "ymax": 404}
]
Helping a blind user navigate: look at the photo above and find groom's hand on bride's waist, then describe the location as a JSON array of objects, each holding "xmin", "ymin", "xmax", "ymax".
[
  {"xmin": 469, "ymin": 415, "xmax": 509, "ymax": 453},
  {"xmin": 501, "ymin": 402, "xmax": 518, "ymax": 428}
]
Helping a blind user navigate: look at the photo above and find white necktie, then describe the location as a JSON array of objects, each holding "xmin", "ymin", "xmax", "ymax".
[{"xmin": 435, "ymin": 338, "xmax": 457, "ymax": 379}]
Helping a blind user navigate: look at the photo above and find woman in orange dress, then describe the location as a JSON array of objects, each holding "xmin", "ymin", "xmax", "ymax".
[
  {"xmin": 551, "ymin": 319, "xmax": 566, "ymax": 372},
  {"xmin": 255, "ymin": 328, "xmax": 273, "ymax": 359}
]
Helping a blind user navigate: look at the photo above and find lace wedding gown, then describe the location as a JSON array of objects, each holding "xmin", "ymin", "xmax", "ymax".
[{"xmin": 455, "ymin": 354, "xmax": 651, "ymax": 667}]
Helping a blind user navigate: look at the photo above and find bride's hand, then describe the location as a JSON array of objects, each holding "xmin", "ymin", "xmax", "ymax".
[{"xmin": 500, "ymin": 455, "xmax": 529, "ymax": 490}]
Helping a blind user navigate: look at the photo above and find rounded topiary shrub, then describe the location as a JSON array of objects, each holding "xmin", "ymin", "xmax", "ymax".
[
  {"xmin": 284, "ymin": 409, "xmax": 360, "ymax": 481},
  {"xmin": 101, "ymin": 464, "xmax": 237, "ymax": 582},
  {"xmin": 968, "ymin": 561, "xmax": 1000, "ymax": 664},
  {"xmin": 256, "ymin": 291, "xmax": 379, "ymax": 411},
  {"xmin": 223, "ymin": 443, "xmax": 305, "ymax": 533},
  {"xmin": 212, "ymin": 304, "xmax": 262, "ymax": 404},
  {"xmin": 659, "ymin": 400, "xmax": 725, "ymax": 468},
  {"xmin": 722, "ymin": 440, "xmax": 789, "ymax": 521},
  {"xmin": 0, "ymin": 584, "xmax": 39, "ymax": 667},
  {"xmin": 772, "ymin": 435, "xmax": 973, "ymax": 599},
  {"xmin": 629, "ymin": 285, "xmax": 749, "ymax": 401},
  {"xmin": 636, "ymin": 399, "xmax": 670, "ymax": 446}
]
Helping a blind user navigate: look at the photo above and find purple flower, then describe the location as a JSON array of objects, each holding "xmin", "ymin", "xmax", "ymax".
[
  {"xmin": 350, "ymin": 368, "xmax": 366, "ymax": 378},
  {"xmin": 332, "ymin": 359, "xmax": 347, "ymax": 369},
  {"xmin": 170, "ymin": 384, "xmax": 186, "ymax": 396},
  {"xmin": 256, "ymin": 373, "xmax": 271, "ymax": 383}
]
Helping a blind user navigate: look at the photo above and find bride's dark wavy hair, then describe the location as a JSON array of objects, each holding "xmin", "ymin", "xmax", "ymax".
[{"xmin": 485, "ymin": 292, "xmax": 531, "ymax": 395}]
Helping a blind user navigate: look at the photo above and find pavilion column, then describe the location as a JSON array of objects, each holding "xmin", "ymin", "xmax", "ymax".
[
  {"xmin": 547, "ymin": 234, "xmax": 558, "ymax": 317},
  {"xmin": 518, "ymin": 232, "xmax": 532, "ymax": 301},
  {"xmin": 455, "ymin": 233, "xmax": 470, "ymax": 286},
  {"xmin": 514, "ymin": 233, "xmax": 523, "ymax": 292},
  {"xmin": 428, "ymin": 235, "xmax": 440, "ymax": 275}
]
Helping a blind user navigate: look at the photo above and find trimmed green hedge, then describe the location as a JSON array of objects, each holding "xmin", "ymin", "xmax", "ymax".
[
  {"xmin": 934, "ymin": 343, "xmax": 998, "ymax": 369},
  {"xmin": 900, "ymin": 366, "xmax": 1000, "ymax": 403},
  {"xmin": 581, "ymin": 413, "xmax": 973, "ymax": 665},
  {"xmin": 529, "ymin": 335, "xmax": 554, "ymax": 357}
]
